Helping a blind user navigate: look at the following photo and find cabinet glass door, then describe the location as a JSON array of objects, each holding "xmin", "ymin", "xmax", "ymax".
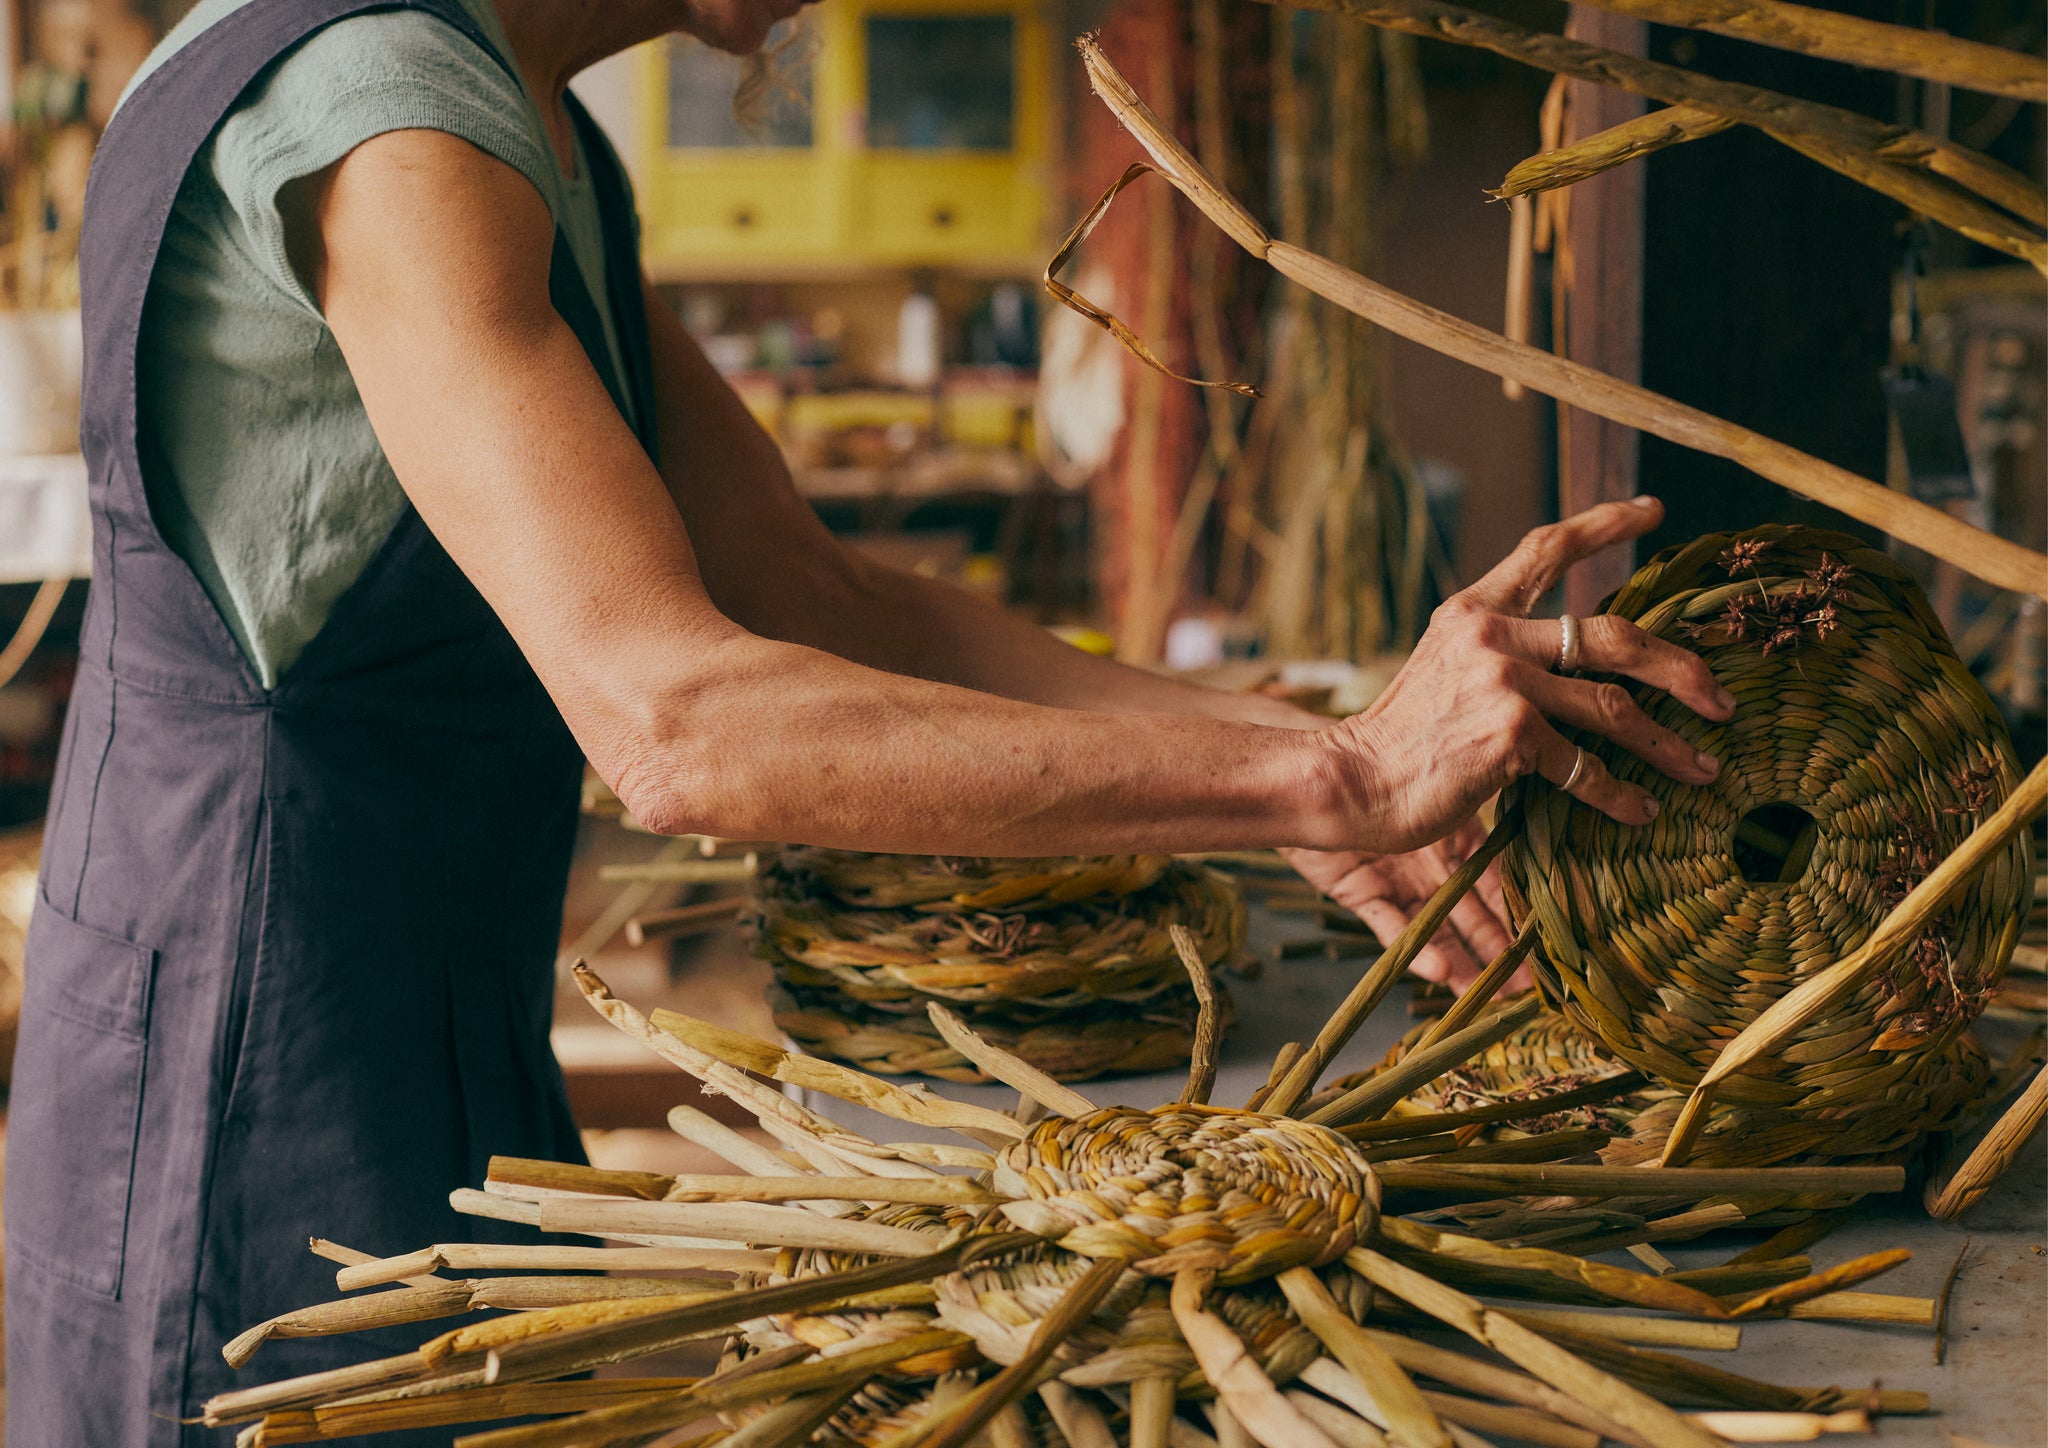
[{"xmin": 863, "ymin": 15, "xmax": 1015, "ymax": 151}]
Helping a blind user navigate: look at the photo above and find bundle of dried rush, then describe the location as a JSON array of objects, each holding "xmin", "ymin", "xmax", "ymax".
[{"xmin": 207, "ymin": 965, "xmax": 1937, "ymax": 1447}]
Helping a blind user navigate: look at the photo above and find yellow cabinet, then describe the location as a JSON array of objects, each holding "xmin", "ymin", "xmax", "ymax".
[{"xmin": 635, "ymin": 0, "xmax": 1051, "ymax": 276}]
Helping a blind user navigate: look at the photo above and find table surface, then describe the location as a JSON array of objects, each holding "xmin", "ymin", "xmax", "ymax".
[{"xmin": 802, "ymin": 900, "xmax": 2048, "ymax": 1448}]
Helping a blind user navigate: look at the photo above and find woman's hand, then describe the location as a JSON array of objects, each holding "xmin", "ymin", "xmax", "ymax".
[
  {"xmin": 1316, "ymin": 497, "xmax": 1736, "ymax": 857},
  {"xmin": 1284, "ymin": 820, "xmax": 1518, "ymax": 990}
]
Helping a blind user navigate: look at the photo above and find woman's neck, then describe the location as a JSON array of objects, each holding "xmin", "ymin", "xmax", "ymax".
[{"xmin": 491, "ymin": 0, "xmax": 676, "ymax": 102}]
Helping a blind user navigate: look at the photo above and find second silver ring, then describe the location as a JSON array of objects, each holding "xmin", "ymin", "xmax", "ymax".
[
  {"xmin": 1561, "ymin": 745, "xmax": 1588, "ymax": 793},
  {"xmin": 1557, "ymin": 613, "xmax": 1583, "ymax": 674}
]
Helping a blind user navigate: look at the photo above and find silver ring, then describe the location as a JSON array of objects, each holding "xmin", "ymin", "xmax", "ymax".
[
  {"xmin": 1557, "ymin": 613, "xmax": 1583, "ymax": 674},
  {"xmin": 1561, "ymin": 746, "xmax": 1588, "ymax": 794}
]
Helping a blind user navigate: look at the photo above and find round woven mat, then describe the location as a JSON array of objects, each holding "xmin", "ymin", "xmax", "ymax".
[
  {"xmin": 991, "ymin": 1105, "xmax": 1380, "ymax": 1286},
  {"xmin": 768, "ymin": 979, "xmax": 1230, "ymax": 1084},
  {"xmin": 775, "ymin": 848, "xmax": 1173, "ymax": 912},
  {"xmin": 756, "ymin": 860, "xmax": 1245, "ymax": 1013},
  {"xmin": 1501, "ymin": 526, "xmax": 2032, "ymax": 1162}
]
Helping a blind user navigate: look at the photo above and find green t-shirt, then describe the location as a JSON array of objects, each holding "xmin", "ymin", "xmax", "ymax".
[{"xmin": 126, "ymin": 0, "xmax": 632, "ymax": 687}]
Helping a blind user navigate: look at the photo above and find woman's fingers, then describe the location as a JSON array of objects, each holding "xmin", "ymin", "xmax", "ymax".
[
  {"xmin": 1508, "ymin": 613, "xmax": 1735, "ymax": 721},
  {"xmin": 1519, "ymin": 665, "xmax": 1720, "ymax": 787},
  {"xmin": 1455, "ymin": 498, "xmax": 1665, "ymax": 617},
  {"xmin": 1527, "ymin": 712, "xmax": 1659, "ymax": 825}
]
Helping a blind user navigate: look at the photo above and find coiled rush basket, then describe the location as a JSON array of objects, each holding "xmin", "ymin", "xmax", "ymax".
[{"xmin": 1501, "ymin": 526, "xmax": 2034, "ymax": 1167}]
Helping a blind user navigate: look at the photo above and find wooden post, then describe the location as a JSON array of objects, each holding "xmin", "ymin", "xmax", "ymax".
[{"xmin": 1559, "ymin": 6, "xmax": 1646, "ymax": 616}]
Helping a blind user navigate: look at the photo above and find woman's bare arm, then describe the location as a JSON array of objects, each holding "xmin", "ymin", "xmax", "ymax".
[{"xmin": 290, "ymin": 130, "xmax": 1728, "ymax": 856}]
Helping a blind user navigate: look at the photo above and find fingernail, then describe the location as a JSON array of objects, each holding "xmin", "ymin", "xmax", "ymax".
[
  {"xmin": 1694, "ymin": 749, "xmax": 1720, "ymax": 777},
  {"xmin": 1641, "ymin": 796, "xmax": 1659, "ymax": 820},
  {"xmin": 1713, "ymin": 685, "xmax": 1736, "ymax": 714},
  {"xmin": 1631, "ymin": 495, "xmax": 1658, "ymax": 510}
]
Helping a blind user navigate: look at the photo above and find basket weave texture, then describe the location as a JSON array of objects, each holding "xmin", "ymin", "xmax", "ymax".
[
  {"xmin": 1502, "ymin": 527, "xmax": 2033, "ymax": 1163},
  {"xmin": 756, "ymin": 853, "xmax": 1245, "ymax": 1082}
]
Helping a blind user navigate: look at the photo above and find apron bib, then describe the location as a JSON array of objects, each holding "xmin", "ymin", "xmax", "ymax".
[{"xmin": 5, "ymin": 3, "xmax": 657, "ymax": 1440}]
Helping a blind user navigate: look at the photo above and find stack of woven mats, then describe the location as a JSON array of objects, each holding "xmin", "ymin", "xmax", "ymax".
[{"xmin": 756, "ymin": 850, "xmax": 1245, "ymax": 1082}]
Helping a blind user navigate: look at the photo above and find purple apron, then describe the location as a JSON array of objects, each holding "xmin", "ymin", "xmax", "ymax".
[{"xmin": 5, "ymin": 2, "xmax": 658, "ymax": 1440}]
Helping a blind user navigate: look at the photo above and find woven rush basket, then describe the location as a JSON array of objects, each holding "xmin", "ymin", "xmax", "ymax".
[
  {"xmin": 756, "ymin": 858, "xmax": 1245, "ymax": 1013},
  {"xmin": 1308, "ymin": 1002, "xmax": 1665, "ymax": 1141},
  {"xmin": 775, "ymin": 847, "xmax": 1173, "ymax": 912},
  {"xmin": 768, "ymin": 978, "xmax": 1234, "ymax": 1084},
  {"xmin": 1502, "ymin": 526, "xmax": 2033, "ymax": 1165}
]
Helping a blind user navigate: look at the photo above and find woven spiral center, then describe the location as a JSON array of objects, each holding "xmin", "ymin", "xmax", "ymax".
[{"xmin": 991, "ymin": 1106, "xmax": 1379, "ymax": 1285}]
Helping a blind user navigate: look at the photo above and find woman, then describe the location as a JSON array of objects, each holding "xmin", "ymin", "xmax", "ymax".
[{"xmin": 6, "ymin": 0, "xmax": 1731, "ymax": 1439}]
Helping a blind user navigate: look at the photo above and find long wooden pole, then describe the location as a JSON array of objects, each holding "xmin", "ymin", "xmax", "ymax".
[
  {"xmin": 1244, "ymin": 0, "xmax": 2047, "ymax": 268},
  {"xmin": 1071, "ymin": 38, "xmax": 2048, "ymax": 602},
  {"xmin": 1565, "ymin": 0, "xmax": 2046, "ymax": 104}
]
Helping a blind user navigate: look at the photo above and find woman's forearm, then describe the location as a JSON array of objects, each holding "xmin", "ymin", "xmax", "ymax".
[
  {"xmin": 598, "ymin": 627, "xmax": 1345, "ymax": 854},
  {"xmin": 764, "ymin": 555, "xmax": 1319, "ymax": 730}
]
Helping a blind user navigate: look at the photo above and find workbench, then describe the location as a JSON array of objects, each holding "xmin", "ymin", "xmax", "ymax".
[{"xmin": 798, "ymin": 899, "xmax": 2048, "ymax": 1447}]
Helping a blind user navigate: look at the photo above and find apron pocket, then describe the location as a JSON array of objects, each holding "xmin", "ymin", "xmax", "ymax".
[{"xmin": 5, "ymin": 897, "xmax": 155, "ymax": 1298}]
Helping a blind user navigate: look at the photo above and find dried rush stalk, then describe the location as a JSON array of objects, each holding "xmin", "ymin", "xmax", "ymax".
[
  {"xmin": 215, "ymin": 963, "xmax": 1939, "ymax": 1447},
  {"xmin": 1060, "ymin": 40, "xmax": 2048, "ymax": 603},
  {"xmin": 1243, "ymin": 0, "xmax": 2047, "ymax": 267}
]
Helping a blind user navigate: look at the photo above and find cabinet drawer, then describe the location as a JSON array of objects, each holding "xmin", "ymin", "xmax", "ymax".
[
  {"xmin": 851, "ymin": 157, "xmax": 1037, "ymax": 262},
  {"xmin": 641, "ymin": 160, "xmax": 842, "ymax": 259}
]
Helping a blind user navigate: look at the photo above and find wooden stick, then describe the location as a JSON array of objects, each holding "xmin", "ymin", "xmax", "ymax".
[
  {"xmin": 534, "ymin": 1197, "xmax": 948, "ymax": 1256},
  {"xmin": 1171, "ymin": 1268, "xmax": 1343, "ymax": 1448},
  {"xmin": 1926, "ymin": 1060, "xmax": 2048, "ymax": 1220},
  {"xmin": 572, "ymin": 964, "xmax": 889, "ymax": 1176},
  {"xmin": 1504, "ymin": 1307, "xmax": 1741, "ymax": 1351},
  {"xmin": 1785, "ymin": 1291, "xmax": 1936, "ymax": 1327},
  {"xmin": 650, "ymin": 1007, "xmax": 1026, "ymax": 1142},
  {"xmin": 1073, "ymin": 36, "xmax": 2048, "ymax": 600},
  {"xmin": 1378, "ymin": 1161, "xmax": 1904, "ymax": 1197},
  {"xmin": 1172, "ymin": 924, "xmax": 1223, "ymax": 1106},
  {"xmin": 1346, "ymin": 1248, "xmax": 1724, "ymax": 1448},
  {"xmin": 1278, "ymin": 1267, "xmax": 1454, "ymax": 1448},
  {"xmin": 597, "ymin": 857, "xmax": 757, "ymax": 884},
  {"xmin": 1265, "ymin": 822, "xmax": 1515, "ymax": 1116},
  {"xmin": 1309, "ymin": 995, "xmax": 1546, "ymax": 1127},
  {"xmin": 926, "ymin": 1002, "xmax": 1100, "ymax": 1118},
  {"xmin": 1353, "ymin": 1332, "xmax": 1636, "ymax": 1445},
  {"xmin": 1130, "ymin": 1375, "xmax": 1179, "ymax": 1448},
  {"xmin": 458, "ymin": 1328, "xmax": 966, "ymax": 1448},
  {"xmin": 1376, "ymin": 1216, "xmax": 1731, "ymax": 1317},
  {"xmin": 1337, "ymin": 1072, "xmax": 1647, "ymax": 1142},
  {"xmin": 1237, "ymin": 0, "xmax": 2046, "ymax": 250},
  {"xmin": 663, "ymin": 1104, "xmax": 855, "ymax": 1216},
  {"xmin": 1494, "ymin": 104, "xmax": 1734, "ymax": 199},
  {"xmin": 477, "ymin": 1230, "xmax": 1034, "ymax": 1385},
  {"xmin": 1420, "ymin": 1391, "xmax": 1600, "ymax": 1448},
  {"xmin": 659, "ymin": 1173, "xmax": 1002, "ymax": 1207},
  {"xmin": 1687, "ymin": 1410, "xmax": 1873, "ymax": 1442},
  {"xmin": 335, "ymin": 1243, "xmax": 769, "ymax": 1292},
  {"xmin": 237, "ymin": 1380, "xmax": 697, "ymax": 1444},
  {"xmin": 1725, "ymin": 1248, "xmax": 1911, "ymax": 1317},
  {"xmin": 1934, "ymin": 1240, "xmax": 1971, "ymax": 1364},
  {"xmin": 311, "ymin": 1238, "xmax": 446, "ymax": 1289},
  {"xmin": 1666, "ymin": 758, "xmax": 2048, "ymax": 1164},
  {"xmin": 1413, "ymin": 920, "xmax": 1540, "ymax": 1051},
  {"xmin": 624, "ymin": 895, "xmax": 746, "ymax": 947},
  {"xmin": 1561, "ymin": 0, "xmax": 2045, "ymax": 103},
  {"xmin": 223, "ymin": 1284, "xmax": 479, "ymax": 1369},
  {"xmin": 1279, "ymin": 1386, "xmax": 1393, "ymax": 1448}
]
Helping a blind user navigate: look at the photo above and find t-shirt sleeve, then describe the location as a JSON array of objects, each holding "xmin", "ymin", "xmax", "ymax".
[{"xmin": 205, "ymin": 10, "xmax": 555, "ymax": 315}]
